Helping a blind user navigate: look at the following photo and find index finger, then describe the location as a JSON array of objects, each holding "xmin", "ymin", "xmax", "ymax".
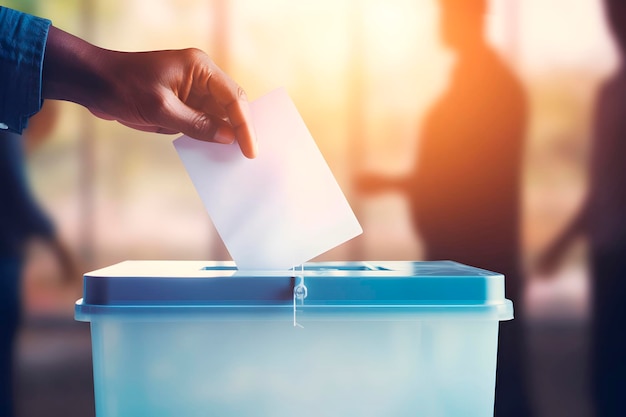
[{"xmin": 206, "ymin": 64, "xmax": 258, "ymax": 159}]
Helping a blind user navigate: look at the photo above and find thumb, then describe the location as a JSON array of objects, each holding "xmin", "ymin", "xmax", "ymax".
[{"xmin": 162, "ymin": 93, "xmax": 235, "ymax": 144}]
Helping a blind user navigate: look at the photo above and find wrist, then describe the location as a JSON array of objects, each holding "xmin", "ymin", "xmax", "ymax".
[{"xmin": 42, "ymin": 26, "xmax": 115, "ymax": 112}]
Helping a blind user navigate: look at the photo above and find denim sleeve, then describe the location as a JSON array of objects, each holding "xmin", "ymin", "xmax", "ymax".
[{"xmin": 0, "ymin": 7, "xmax": 51, "ymax": 134}]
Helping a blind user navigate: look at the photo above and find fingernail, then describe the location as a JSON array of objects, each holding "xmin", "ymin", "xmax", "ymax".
[
  {"xmin": 248, "ymin": 136, "xmax": 259, "ymax": 159},
  {"xmin": 213, "ymin": 126, "xmax": 235, "ymax": 144},
  {"xmin": 240, "ymin": 99, "xmax": 259, "ymax": 157}
]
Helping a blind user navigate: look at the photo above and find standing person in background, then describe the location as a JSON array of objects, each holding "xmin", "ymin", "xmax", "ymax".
[
  {"xmin": 357, "ymin": 1, "xmax": 531, "ymax": 415},
  {"xmin": 0, "ymin": 5, "xmax": 257, "ymax": 416},
  {"xmin": 0, "ymin": 104, "xmax": 76, "ymax": 417},
  {"xmin": 1, "ymin": 4, "xmax": 72, "ymax": 416},
  {"xmin": 537, "ymin": 1, "xmax": 626, "ymax": 416}
]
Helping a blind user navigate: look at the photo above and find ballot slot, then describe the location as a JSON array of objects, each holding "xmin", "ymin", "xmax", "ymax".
[{"xmin": 200, "ymin": 263, "xmax": 392, "ymax": 272}]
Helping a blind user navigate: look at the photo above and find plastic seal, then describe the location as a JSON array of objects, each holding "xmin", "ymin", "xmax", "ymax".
[{"xmin": 293, "ymin": 265, "xmax": 307, "ymax": 328}]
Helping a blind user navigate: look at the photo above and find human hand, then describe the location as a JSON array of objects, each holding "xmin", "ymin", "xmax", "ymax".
[
  {"xmin": 533, "ymin": 243, "xmax": 565, "ymax": 279},
  {"xmin": 531, "ymin": 209, "xmax": 586, "ymax": 279},
  {"xmin": 24, "ymin": 236, "xmax": 81, "ymax": 286},
  {"xmin": 43, "ymin": 26, "xmax": 257, "ymax": 158},
  {"xmin": 45, "ymin": 236, "xmax": 81, "ymax": 285}
]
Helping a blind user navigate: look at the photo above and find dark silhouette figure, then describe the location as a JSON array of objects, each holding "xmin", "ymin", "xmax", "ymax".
[
  {"xmin": 358, "ymin": 1, "xmax": 531, "ymax": 415},
  {"xmin": 0, "ymin": 102, "xmax": 75, "ymax": 417},
  {"xmin": 537, "ymin": 2, "xmax": 626, "ymax": 416},
  {"xmin": 0, "ymin": 130, "xmax": 54, "ymax": 417}
]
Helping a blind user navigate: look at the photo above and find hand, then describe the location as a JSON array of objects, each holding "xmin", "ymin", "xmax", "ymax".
[
  {"xmin": 46, "ymin": 236, "xmax": 81, "ymax": 285},
  {"xmin": 533, "ymin": 243, "xmax": 565, "ymax": 279},
  {"xmin": 24, "ymin": 236, "xmax": 81, "ymax": 286},
  {"xmin": 43, "ymin": 26, "xmax": 257, "ymax": 158},
  {"xmin": 531, "ymin": 209, "xmax": 586, "ymax": 279}
]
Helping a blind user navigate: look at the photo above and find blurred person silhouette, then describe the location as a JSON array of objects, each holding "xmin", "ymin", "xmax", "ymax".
[
  {"xmin": 1, "ymin": 5, "xmax": 257, "ymax": 417},
  {"xmin": 1, "ymin": 4, "xmax": 76, "ymax": 416},
  {"xmin": 0, "ymin": 101, "xmax": 77, "ymax": 417},
  {"xmin": 357, "ymin": 0, "xmax": 531, "ymax": 415},
  {"xmin": 536, "ymin": 1, "xmax": 626, "ymax": 416}
]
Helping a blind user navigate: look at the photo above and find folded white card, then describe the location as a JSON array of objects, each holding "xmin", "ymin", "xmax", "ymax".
[{"xmin": 173, "ymin": 88, "xmax": 362, "ymax": 270}]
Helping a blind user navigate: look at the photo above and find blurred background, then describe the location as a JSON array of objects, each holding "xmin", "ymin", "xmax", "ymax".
[{"xmin": 5, "ymin": 0, "xmax": 617, "ymax": 416}]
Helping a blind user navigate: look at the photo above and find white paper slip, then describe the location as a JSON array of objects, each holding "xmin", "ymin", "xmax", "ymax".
[{"xmin": 173, "ymin": 88, "xmax": 362, "ymax": 270}]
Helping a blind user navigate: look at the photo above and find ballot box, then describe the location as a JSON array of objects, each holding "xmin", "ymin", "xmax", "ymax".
[{"xmin": 75, "ymin": 260, "xmax": 513, "ymax": 417}]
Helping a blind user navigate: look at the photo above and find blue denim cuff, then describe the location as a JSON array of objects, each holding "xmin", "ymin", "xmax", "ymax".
[{"xmin": 0, "ymin": 7, "xmax": 51, "ymax": 133}]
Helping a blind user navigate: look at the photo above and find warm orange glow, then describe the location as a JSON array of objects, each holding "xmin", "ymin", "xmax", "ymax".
[{"xmin": 23, "ymin": 0, "xmax": 616, "ymax": 312}]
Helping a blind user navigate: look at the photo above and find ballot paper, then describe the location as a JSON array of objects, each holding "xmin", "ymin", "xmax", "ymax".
[{"xmin": 173, "ymin": 88, "xmax": 362, "ymax": 270}]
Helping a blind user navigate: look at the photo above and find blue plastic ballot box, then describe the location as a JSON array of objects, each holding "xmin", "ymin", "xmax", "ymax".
[{"xmin": 75, "ymin": 260, "xmax": 513, "ymax": 417}]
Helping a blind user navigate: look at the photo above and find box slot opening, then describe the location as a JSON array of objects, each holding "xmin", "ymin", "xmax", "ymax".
[{"xmin": 201, "ymin": 264, "xmax": 391, "ymax": 272}]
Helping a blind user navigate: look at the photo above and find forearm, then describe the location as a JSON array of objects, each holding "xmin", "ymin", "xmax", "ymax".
[
  {"xmin": 42, "ymin": 26, "xmax": 115, "ymax": 112},
  {"xmin": 537, "ymin": 201, "xmax": 588, "ymax": 272},
  {"xmin": 556, "ymin": 202, "xmax": 587, "ymax": 248}
]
